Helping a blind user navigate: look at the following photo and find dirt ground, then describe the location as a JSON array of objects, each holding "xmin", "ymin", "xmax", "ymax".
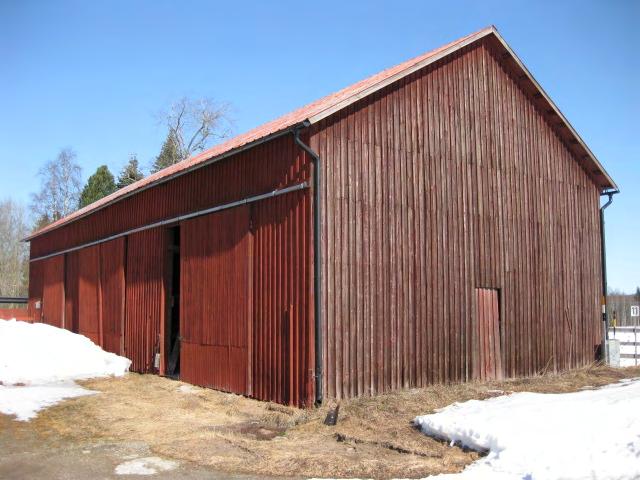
[{"xmin": 3, "ymin": 364, "xmax": 640, "ymax": 479}]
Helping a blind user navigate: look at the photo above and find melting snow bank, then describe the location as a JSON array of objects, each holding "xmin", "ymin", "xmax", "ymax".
[
  {"xmin": 0, "ymin": 319, "xmax": 131, "ymax": 421},
  {"xmin": 414, "ymin": 378, "xmax": 640, "ymax": 479},
  {"xmin": 115, "ymin": 457, "xmax": 178, "ymax": 476}
]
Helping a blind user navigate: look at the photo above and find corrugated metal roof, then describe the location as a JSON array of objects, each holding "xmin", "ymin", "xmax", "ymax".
[{"xmin": 27, "ymin": 25, "xmax": 615, "ymax": 240}]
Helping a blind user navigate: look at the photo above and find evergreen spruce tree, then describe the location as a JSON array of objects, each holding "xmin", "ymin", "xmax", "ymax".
[
  {"xmin": 151, "ymin": 130, "xmax": 181, "ymax": 173},
  {"xmin": 79, "ymin": 165, "xmax": 117, "ymax": 208},
  {"xmin": 117, "ymin": 155, "xmax": 144, "ymax": 189}
]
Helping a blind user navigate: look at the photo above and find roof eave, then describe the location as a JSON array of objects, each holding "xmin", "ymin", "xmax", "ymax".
[
  {"xmin": 23, "ymin": 122, "xmax": 308, "ymax": 242},
  {"xmin": 488, "ymin": 31, "xmax": 617, "ymax": 192}
]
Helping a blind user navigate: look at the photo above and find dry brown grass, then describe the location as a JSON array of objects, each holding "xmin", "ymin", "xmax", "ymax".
[{"xmin": 27, "ymin": 364, "xmax": 640, "ymax": 479}]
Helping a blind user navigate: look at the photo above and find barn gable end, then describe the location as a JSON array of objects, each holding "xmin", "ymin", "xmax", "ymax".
[{"xmin": 313, "ymin": 38, "xmax": 603, "ymax": 399}]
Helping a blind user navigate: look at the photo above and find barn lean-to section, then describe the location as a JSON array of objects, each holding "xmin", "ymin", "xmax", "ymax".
[
  {"xmin": 25, "ymin": 27, "xmax": 615, "ymax": 407},
  {"xmin": 27, "ymin": 134, "xmax": 315, "ymax": 406}
]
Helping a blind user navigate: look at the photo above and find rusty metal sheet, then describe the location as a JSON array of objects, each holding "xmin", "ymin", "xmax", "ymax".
[
  {"xmin": 0, "ymin": 308, "xmax": 31, "ymax": 321},
  {"xmin": 41, "ymin": 256, "xmax": 64, "ymax": 328},
  {"xmin": 29, "ymin": 135, "xmax": 310, "ymax": 259},
  {"xmin": 64, "ymin": 251, "xmax": 79, "ymax": 333},
  {"xmin": 77, "ymin": 245, "xmax": 100, "ymax": 345},
  {"xmin": 100, "ymin": 238, "xmax": 125, "ymax": 355},
  {"xmin": 125, "ymin": 228, "xmax": 166, "ymax": 373},
  {"xmin": 251, "ymin": 190, "xmax": 314, "ymax": 407},
  {"xmin": 180, "ymin": 206, "xmax": 251, "ymax": 394}
]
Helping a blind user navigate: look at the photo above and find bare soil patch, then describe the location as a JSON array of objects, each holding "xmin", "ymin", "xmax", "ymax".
[{"xmin": 23, "ymin": 364, "xmax": 640, "ymax": 479}]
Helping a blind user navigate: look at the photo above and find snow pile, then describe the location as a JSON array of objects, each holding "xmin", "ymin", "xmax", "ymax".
[
  {"xmin": 115, "ymin": 457, "xmax": 178, "ymax": 476},
  {"xmin": 414, "ymin": 379, "xmax": 640, "ymax": 479},
  {"xmin": 0, "ymin": 319, "xmax": 131, "ymax": 421}
]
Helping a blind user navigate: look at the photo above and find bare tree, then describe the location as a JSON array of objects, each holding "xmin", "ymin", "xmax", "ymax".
[
  {"xmin": 160, "ymin": 97, "xmax": 233, "ymax": 162},
  {"xmin": 30, "ymin": 148, "xmax": 82, "ymax": 227},
  {"xmin": 0, "ymin": 199, "xmax": 30, "ymax": 297}
]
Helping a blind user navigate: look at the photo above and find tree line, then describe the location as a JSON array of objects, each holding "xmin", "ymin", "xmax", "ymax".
[
  {"xmin": 29, "ymin": 97, "xmax": 231, "ymax": 228},
  {"xmin": 0, "ymin": 97, "xmax": 231, "ymax": 299}
]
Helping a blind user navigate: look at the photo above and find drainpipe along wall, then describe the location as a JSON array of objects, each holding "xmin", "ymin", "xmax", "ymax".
[
  {"xmin": 293, "ymin": 123, "xmax": 323, "ymax": 405},
  {"xmin": 600, "ymin": 189, "xmax": 619, "ymax": 362}
]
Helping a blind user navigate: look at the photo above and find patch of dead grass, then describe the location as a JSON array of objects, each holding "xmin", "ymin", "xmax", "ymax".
[{"xmin": 28, "ymin": 364, "xmax": 640, "ymax": 479}]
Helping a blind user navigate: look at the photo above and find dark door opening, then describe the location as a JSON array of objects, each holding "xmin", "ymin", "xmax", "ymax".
[{"xmin": 166, "ymin": 226, "xmax": 181, "ymax": 378}]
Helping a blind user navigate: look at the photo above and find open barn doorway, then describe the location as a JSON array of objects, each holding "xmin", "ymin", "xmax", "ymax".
[{"xmin": 165, "ymin": 226, "xmax": 181, "ymax": 378}]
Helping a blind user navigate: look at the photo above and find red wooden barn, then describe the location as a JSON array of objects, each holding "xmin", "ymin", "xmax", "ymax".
[{"xmin": 25, "ymin": 27, "xmax": 617, "ymax": 407}]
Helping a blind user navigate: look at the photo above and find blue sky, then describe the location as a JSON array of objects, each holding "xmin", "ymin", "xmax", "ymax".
[{"xmin": 0, "ymin": 0, "xmax": 638, "ymax": 292}]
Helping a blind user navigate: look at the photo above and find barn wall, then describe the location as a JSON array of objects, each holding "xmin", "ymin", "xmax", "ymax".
[
  {"xmin": 312, "ymin": 40, "xmax": 602, "ymax": 399},
  {"xmin": 27, "ymin": 134, "xmax": 314, "ymax": 406},
  {"xmin": 179, "ymin": 177, "xmax": 313, "ymax": 406}
]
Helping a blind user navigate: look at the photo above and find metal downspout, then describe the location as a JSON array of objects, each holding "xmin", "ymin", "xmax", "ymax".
[
  {"xmin": 599, "ymin": 189, "xmax": 619, "ymax": 362},
  {"xmin": 293, "ymin": 122, "xmax": 323, "ymax": 405}
]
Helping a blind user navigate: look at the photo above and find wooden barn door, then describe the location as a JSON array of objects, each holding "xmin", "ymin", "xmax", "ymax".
[
  {"xmin": 64, "ymin": 252, "xmax": 79, "ymax": 333},
  {"xmin": 100, "ymin": 238, "xmax": 125, "ymax": 355},
  {"xmin": 475, "ymin": 288, "xmax": 503, "ymax": 380},
  {"xmin": 180, "ymin": 206, "xmax": 251, "ymax": 395},
  {"xmin": 77, "ymin": 245, "xmax": 101, "ymax": 345},
  {"xmin": 125, "ymin": 229, "xmax": 167, "ymax": 373},
  {"xmin": 41, "ymin": 256, "xmax": 65, "ymax": 328}
]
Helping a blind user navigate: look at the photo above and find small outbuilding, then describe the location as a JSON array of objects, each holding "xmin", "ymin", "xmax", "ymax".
[{"xmin": 26, "ymin": 27, "xmax": 617, "ymax": 407}]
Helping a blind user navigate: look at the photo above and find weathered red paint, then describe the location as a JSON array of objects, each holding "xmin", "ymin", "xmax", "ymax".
[
  {"xmin": 180, "ymin": 206, "xmax": 252, "ymax": 394},
  {"xmin": 251, "ymin": 190, "xmax": 314, "ymax": 406},
  {"xmin": 476, "ymin": 288, "xmax": 502, "ymax": 380},
  {"xmin": 100, "ymin": 238, "xmax": 125, "ymax": 355},
  {"xmin": 77, "ymin": 245, "xmax": 100, "ymax": 345},
  {"xmin": 125, "ymin": 229, "xmax": 166, "ymax": 373},
  {"xmin": 311, "ymin": 39, "xmax": 603, "ymax": 399},
  {"xmin": 42, "ymin": 256, "xmax": 64, "ymax": 328},
  {"xmin": 0, "ymin": 308, "xmax": 31, "ymax": 321}
]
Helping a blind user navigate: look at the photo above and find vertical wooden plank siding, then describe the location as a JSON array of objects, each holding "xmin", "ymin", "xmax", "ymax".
[
  {"xmin": 41, "ymin": 256, "xmax": 65, "ymax": 328},
  {"xmin": 77, "ymin": 245, "xmax": 101, "ymax": 345},
  {"xmin": 312, "ymin": 40, "xmax": 602, "ymax": 400},
  {"xmin": 27, "ymin": 254, "xmax": 44, "ymax": 321},
  {"xmin": 64, "ymin": 251, "xmax": 79, "ymax": 333},
  {"xmin": 125, "ymin": 229, "xmax": 166, "ymax": 373},
  {"xmin": 100, "ymin": 238, "xmax": 126, "ymax": 355},
  {"xmin": 251, "ymin": 189, "xmax": 313, "ymax": 407},
  {"xmin": 180, "ymin": 206, "xmax": 251, "ymax": 395}
]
